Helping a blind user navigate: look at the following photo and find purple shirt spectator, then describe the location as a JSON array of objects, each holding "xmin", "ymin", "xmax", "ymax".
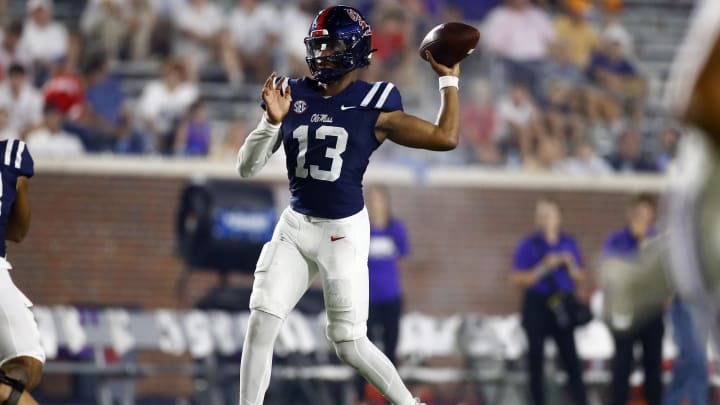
[
  {"xmin": 513, "ymin": 231, "xmax": 583, "ymax": 295},
  {"xmin": 86, "ymin": 76, "xmax": 125, "ymax": 126},
  {"xmin": 602, "ymin": 226, "xmax": 656, "ymax": 259},
  {"xmin": 183, "ymin": 121, "xmax": 211, "ymax": 156},
  {"xmin": 368, "ymin": 219, "xmax": 408, "ymax": 303},
  {"xmin": 588, "ymin": 51, "xmax": 636, "ymax": 79}
]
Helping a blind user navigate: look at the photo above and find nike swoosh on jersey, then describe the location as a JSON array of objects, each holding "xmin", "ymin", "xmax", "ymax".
[
  {"xmin": 340, "ymin": 105, "xmax": 356, "ymax": 110},
  {"xmin": 330, "ymin": 236, "xmax": 346, "ymax": 242}
]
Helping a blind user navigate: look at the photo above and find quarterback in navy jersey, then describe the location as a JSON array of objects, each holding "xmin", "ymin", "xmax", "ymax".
[
  {"xmin": 236, "ymin": 6, "xmax": 461, "ymax": 405},
  {"xmin": 0, "ymin": 139, "xmax": 44, "ymax": 405}
]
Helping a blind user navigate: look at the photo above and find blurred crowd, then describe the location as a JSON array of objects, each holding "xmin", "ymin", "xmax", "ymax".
[{"xmin": 0, "ymin": 0, "xmax": 679, "ymax": 174}]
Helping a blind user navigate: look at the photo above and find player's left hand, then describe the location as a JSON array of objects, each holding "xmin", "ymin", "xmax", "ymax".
[
  {"xmin": 425, "ymin": 50, "xmax": 460, "ymax": 78},
  {"xmin": 262, "ymin": 72, "xmax": 292, "ymax": 125}
]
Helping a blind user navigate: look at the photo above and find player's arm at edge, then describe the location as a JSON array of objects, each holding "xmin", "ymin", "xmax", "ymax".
[
  {"xmin": 236, "ymin": 114, "xmax": 282, "ymax": 178},
  {"xmin": 237, "ymin": 73, "xmax": 290, "ymax": 178},
  {"xmin": 6, "ymin": 176, "xmax": 30, "ymax": 243},
  {"xmin": 375, "ymin": 52, "xmax": 460, "ymax": 151}
]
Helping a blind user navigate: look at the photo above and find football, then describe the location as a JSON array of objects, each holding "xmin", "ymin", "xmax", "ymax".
[{"xmin": 418, "ymin": 22, "xmax": 480, "ymax": 67}]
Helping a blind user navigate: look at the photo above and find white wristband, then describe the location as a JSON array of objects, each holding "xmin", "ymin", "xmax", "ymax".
[{"xmin": 438, "ymin": 76, "xmax": 459, "ymax": 90}]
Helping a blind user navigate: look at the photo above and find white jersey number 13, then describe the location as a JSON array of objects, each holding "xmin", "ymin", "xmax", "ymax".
[{"xmin": 292, "ymin": 125, "xmax": 348, "ymax": 182}]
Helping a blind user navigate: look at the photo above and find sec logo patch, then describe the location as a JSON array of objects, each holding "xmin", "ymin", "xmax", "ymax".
[{"xmin": 293, "ymin": 100, "xmax": 308, "ymax": 114}]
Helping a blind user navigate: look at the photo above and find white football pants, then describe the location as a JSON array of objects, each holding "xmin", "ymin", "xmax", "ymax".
[
  {"xmin": 239, "ymin": 207, "xmax": 415, "ymax": 405},
  {"xmin": 0, "ymin": 259, "xmax": 45, "ymax": 366}
]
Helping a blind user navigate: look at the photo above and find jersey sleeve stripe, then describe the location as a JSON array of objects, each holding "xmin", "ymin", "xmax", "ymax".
[
  {"xmin": 360, "ymin": 82, "xmax": 382, "ymax": 107},
  {"xmin": 3, "ymin": 139, "xmax": 15, "ymax": 166},
  {"xmin": 374, "ymin": 82, "xmax": 395, "ymax": 109},
  {"xmin": 14, "ymin": 141, "xmax": 25, "ymax": 169}
]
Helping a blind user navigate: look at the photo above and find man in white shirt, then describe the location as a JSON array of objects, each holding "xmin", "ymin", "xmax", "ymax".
[
  {"xmin": 0, "ymin": 64, "xmax": 43, "ymax": 138},
  {"xmin": 0, "ymin": 22, "xmax": 32, "ymax": 73},
  {"xmin": 227, "ymin": 0, "xmax": 279, "ymax": 81},
  {"xmin": 137, "ymin": 58, "xmax": 198, "ymax": 153},
  {"xmin": 561, "ymin": 138, "xmax": 613, "ymax": 175},
  {"xmin": 26, "ymin": 104, "xmax": 85, "ymax": 158},
  {"xmin": 173, "ymin": 0, "xmax": 225, "ymax": 78},
  {"xmin": 483, "ymin": 0, "xmax": 556, "ymax": 97},
  {"xmin": 496, "ymin": 83, "xmax": 542, "ymax": 160},
  {"xmin": 277, "ymin": 0, "xmax": 316, "ymax": 77},
  {"xmin": 19, "ymin": 0, "xmax": 68, "ymax": 66}
]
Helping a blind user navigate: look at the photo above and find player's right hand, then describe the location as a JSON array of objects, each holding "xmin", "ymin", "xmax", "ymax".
[
  {"xmin": 262, "ymin": 72, "xmax": 292, "ymax": 125},
  {"xmin": 425, "ymin": 50, "xmax": 460, "ymax": 78}
]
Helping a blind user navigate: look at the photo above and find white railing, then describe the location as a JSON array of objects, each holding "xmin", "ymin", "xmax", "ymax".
[{"xmin": 35, "ymin": 155, "xmax": 667, "ymax": 192}]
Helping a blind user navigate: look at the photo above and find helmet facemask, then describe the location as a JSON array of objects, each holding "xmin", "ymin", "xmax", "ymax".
[{"xmin": 305, "ymin": 33, "xmax": 367, "ymax": 84}]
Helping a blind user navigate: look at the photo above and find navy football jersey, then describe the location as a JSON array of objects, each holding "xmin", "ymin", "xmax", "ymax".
[
  {"xmin": 279, "ymin": 78, "xmax": 402, "ymax": 219},
  {"xmin": 0, "ymin": 140, "xmax": 34, "ymax": 257}
]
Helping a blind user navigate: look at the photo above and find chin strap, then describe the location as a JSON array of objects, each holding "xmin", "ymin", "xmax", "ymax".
[{"xmin": 0, "ymin": 370, "xmax": 25, "ymax": 405}]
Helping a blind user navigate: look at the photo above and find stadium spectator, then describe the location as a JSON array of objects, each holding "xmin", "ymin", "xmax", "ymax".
[
  {"xmin": 356, "ymin": 185, "xmax": 410, "ymax": 404},
  {"xmin": 81, "ymin": 0, "xmax": 130, "ymax": 60},
  {"xmin": 445, "ymin": 0, "xmax": 502, "ymax": 23},
  {"xmin": 544, "ymin": 40, "xmax": 587, "ymax": 87},
  {"xmin": 26, "ymin": 103, "xmax": 85, "ymax": 158},
  {"xmin": 483, "ymin": 0, "xmax": 556, "ymax": 97},
  {"xmin": 277, "ymin": 0, "xmax": 319, "ymax": 77},
  {"xmin": 174, "ymin": 100, "xmax": 211, "ymax": 156},
  {"xmin": 662, "ymin": 297, "xmax": 709, "ymax": 405},
  {"xmin": 212, "ymin": 117, "xmax": 248, "ymax": 161},
  {"xmin": 602, "ymin": 193, "xmax": 663, "ymax": 405},
  {"xmin": 496, "ymin": 83, "xmax": 543, "ymax": 161},
  {"xmin": 554, "ymin": 0, "xmax": 599, "ymax": 69},
  {"xmin": 541, "ymin": 80, "xmax": 585, "ymax": 143},
  {"xmin": 0, "ymin": 63, "xmax": 43, "ymax": 138},
  {"xmin": 172, "ymin": 0, "xmax": 227, "ymax": 80},
  {"xmin": 560, "ymin": 138, "xmax": 612, "ymax": 175},
  {"xmin": 78, "ymin": 52, "xmax": 139, "ymax": 152},
  {"xmin": 461, "ymin": 79, "xmax": 502, "ymax": 164},
  {"xmin": 0, "ymin": 21, "xmax": 31, "ymax": 74},
  {"xmin": 136, "ymin": 57, "xmax": 198, "ymax": 154},
  {"xmin": 598, "ymin": 0, "xmax": 634, "ymax": 57},
  {"xmin": 80, "ymin": 0, "xmax": 157, "ymax": 61},
  {"xmin": 656, "ymin": 127, "xmax": 680, "ymax": 172},
  {"xmin": 587, "ymin": 29, "xmax": 645, "ymax": 126},
  {"xmin": 19, "ymin": 0, "xmax": 69, "ymax": 80},
  {"xmin": 510, "ymin": 198, "xmax": 588, "ymax": 405},
  {"xmin": 366, "ymin": 7, "xmax": 415, "ymax": 85},
  {"xmin": 605, "ymin": 129, "xmax": 658, "ymax": 172},
  {"xmin": 0, "ymin": 108, "xmax": 16, "ymax": 140},
  {"xmin": 42, "ymin": 58, "xmax": 85, "ymax": 122},
  {"xmin": 227, "ymin": 0, "xmax": 279, "ymax": 83},
  {"xmin": 524, "ymin": 136, "xmax": 566, "ymax": 172}
]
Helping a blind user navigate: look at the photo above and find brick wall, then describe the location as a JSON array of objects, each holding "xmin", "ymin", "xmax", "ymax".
[
  {"xmin": 11, "ymin": 172, "xmax": 644, "ymax": 399},
  {"xmin": 11, "ymin": 173, "xmax": 636, "ymax": 315}
]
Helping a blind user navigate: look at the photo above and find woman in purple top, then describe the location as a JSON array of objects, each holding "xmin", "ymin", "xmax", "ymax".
[
  {"xmin": 175, "ymin": 100, "xmax": 211, "ymax": 156},
  {"xmin": 510, "ymin": 198, "xmax": 588, "ymax": 405},
  {"xmin": 357, "ymin": 185, "xmax": 409, "ymax": 400}
]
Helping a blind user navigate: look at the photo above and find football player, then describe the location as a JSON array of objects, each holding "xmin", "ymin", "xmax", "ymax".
[
  {"xmin": 236, "ymin": 5, "xmax": 461, "ymax": 405},
  {"xmin": 601, "ymin": 0, "xmax": 720, "ymax": 350},
  {"xmin": 0, "ymin": 139, "xmax": 44, "ymax": 405}
]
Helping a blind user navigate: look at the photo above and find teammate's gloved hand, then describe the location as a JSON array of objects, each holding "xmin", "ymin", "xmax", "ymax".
[
  {"xmin": 262, "ymin": 72, "xmax": 292, "ymax": 125},
  {"xmin": 424, "ymin": 50, "xmax": 460, "ymax": 78}
]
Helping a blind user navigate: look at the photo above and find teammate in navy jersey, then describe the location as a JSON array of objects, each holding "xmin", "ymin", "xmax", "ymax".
[
  {"xmin": 236, "ymin": 5, "xmax": 461, "ymax": 405},
  {"xmin": 0, "ymin": 139, "xmax": 44, "ymax": 405}
]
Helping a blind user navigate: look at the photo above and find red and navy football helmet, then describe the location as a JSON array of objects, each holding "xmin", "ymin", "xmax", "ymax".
[{"xmin": 305, "ymin": 5, "xmax": 374, "ymax": 84}]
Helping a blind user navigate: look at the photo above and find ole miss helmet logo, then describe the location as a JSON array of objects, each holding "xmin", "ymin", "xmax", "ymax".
[
  {"xmin": 346, "ymin": 8, "xmax": 369, "ymax": 33},
  {"xmin": 293, "ymin": 100, "xmax": 308, "ymax": 114}
]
